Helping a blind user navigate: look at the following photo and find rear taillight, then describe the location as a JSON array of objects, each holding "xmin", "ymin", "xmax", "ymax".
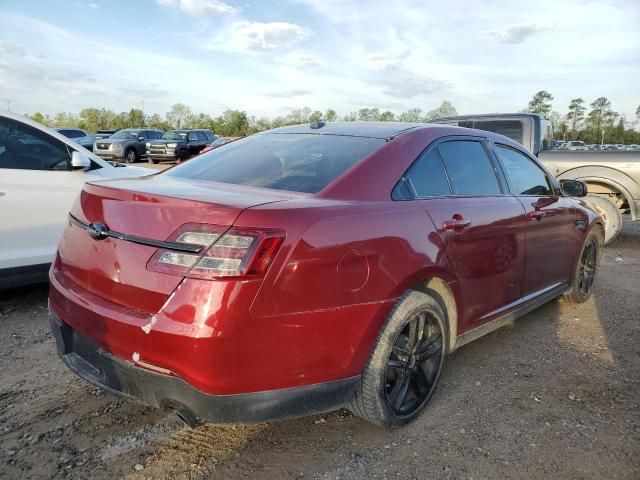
[{"xmin": 147, "ymin": 224, "xmax": 284, "ymax": 279}]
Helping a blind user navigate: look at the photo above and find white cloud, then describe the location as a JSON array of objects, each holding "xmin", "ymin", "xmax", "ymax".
[
  {"xmin": 282, "ymin": 51, "xmax": 322, "ymax": 67},
  {"xmin": 486, "ymin": 23, "xmax": 546, "ymax": 44},
  {"xmin": 0, "ymin": 41, "xmax": 26, "ymax": 57},
  {"xmin": 88, "ymin": 2, "xmax": 99, "ymax": 9},
  {"xmin": 367, "ymin": 54, "xmax": 403, "ymax": 72},
  {"xmin": 264, "ymin": 89, "xmax": 311, "ymax": 98},
  {"xmin": 373, "ymin": 72, "xmax": 451, "ymax": 99},
  {"xmin": 156, "ymin": 0, "xmax": 237, "ymax": 17},
  {"xmin": 205, "ymin": 21, "xmax": 311, "ymax": 52}
]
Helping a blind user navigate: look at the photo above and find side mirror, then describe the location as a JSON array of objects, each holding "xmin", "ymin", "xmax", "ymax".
[
  {"xmin": 71, "ymin": 151, "xmax": 91, "ymax": 170},
  {"xmin": 560, "ymin": 179, "xmax": 587, "ymax": 197},
  {"xmin": 138, "ymin": 136, "xmax": 145, "ymax": 141}
]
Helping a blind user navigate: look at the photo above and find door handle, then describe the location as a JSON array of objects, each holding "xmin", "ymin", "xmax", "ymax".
[
  {"xmin": 527, "ymin": 210, "xmax": 546, "ymax": 221},
  {"xmin": 443, "ymin": 218, "xmax": 471, "ymax": 231}
]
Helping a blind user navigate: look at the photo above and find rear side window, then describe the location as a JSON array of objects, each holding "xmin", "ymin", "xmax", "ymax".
[
  {"xmin": 437, "ymin": 140, "xmax": 501, "ymax": 196},
  {"xmin": 166, "ymin": 133, "xmax": 385, "ymax": 194},
  {"xmin": 405, "ymin": 149, "xmax": 451, "ymax": 197},
  {"xmin": 495, "ymin": 145, "xmax": 552, "ymax": 196}
]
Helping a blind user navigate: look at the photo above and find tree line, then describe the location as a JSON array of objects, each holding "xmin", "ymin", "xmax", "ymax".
[
  {"xmin": 526, "ymin": 90, "xmax": 640, "ymax": 145},
  {"xmin": 26, "ymin": 95, "xmax": 639, "ymax": 144},
  {"xmin": 26, "ymin": 101, "xmax": 458, "ymax": 137}
]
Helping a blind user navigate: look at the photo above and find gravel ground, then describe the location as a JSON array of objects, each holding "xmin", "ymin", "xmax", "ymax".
[{"xmin": 1, "ymin": 220, "xmax": 638, "ymax": 480}]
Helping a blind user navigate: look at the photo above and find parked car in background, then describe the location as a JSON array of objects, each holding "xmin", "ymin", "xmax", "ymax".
[
  {"xmin": 147, "ymin": 129, "xmax": 216, "ymax": 164},
  {"xmin": 432, "ymin": 113, "xmax": 640, "ymax": 244},
  {"xmin": 566, "ymin": 141, "xmax": 587, "ymax": 151},
  {"xmin": 49, "ymin": 121, "xmax": 602, "ymax": 428},
  {"xmin": 626, "ymin": 144, "xmax": 640, "ymax": 151},
  {"xmin": 95, "ymin": 129, "xmax": 119, "ymax": 140},
  {"xmin": 0, "ymin": 112, "xmax": 153, "ymax": 289},
  {"xmin": 94, "ymin": 128, "xmax": 163, "ymax": 163},
  {"xmin": 55, "ymin": 127, "xmax": 96, "ymax": 151},
  {"xmin": 588, "ymin": 144, "xmax": 602, "ymax": 151},
  {"xmin": 198, "ymin": 136, "xmax": 241, "ymax": 155}
]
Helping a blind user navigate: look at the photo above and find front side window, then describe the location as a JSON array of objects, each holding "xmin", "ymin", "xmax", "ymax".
[
  {"xmin": 166, "ymin": 133, "xmax": 384, "ymax": 194},
  {"xmin": 495, "ymin": 145, "xmax": 552, "ymax": 196},
  {"xmin": 0, "ymin": 118, "xmax": 70, "ymax": 170},
  {"xmin": 405, "ymin": 149, "xmax": 451, "ymax": 198},
  {"xmin": 437, "ymin": 140, "xmax": 501, "ymax": 196}
]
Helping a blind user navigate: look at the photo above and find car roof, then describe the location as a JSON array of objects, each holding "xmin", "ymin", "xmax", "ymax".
[{"xmin": 263, "ymin": 121, "xmax": 425, "ymax": 139}]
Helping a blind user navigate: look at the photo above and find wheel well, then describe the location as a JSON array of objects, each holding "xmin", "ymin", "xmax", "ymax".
[
  {"xmin": 411, "ymin": 277, "xmax": 458, "ymax": 353},
  {"xmin": 586, "ymin": 181, "xmax": 630, "ymax": 214}
]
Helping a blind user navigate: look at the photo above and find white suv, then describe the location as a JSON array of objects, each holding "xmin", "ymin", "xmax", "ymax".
[
  {"xmin": 566, "ymin": 141, "xmax": 588, "ymax": 151},
  {"xmin": 0, "ymin": 112, "xmax": 153, "ymax": 288}
]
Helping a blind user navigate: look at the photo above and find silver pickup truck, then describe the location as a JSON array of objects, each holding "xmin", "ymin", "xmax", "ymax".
[{"xmin": 432, "ymin": 113, "xmax": 640, "ymax": 244}]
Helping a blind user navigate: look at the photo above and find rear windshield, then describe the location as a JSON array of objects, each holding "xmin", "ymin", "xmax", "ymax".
[
  {"xmin": 472, "ymin": 120, "xmax": 524, "ymax": 144},
  {"xmin": 165, "ymin": 133, "xmax": 385, "ymax": 193}
]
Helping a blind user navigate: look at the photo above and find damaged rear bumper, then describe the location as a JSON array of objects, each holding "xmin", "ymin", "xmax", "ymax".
[{"xmin": 49, "ymin": 313, "xmax": 358, "ymax": 424}]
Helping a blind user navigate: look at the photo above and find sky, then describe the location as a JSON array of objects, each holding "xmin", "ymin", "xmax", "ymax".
[{"xmin": 0, "ymin": 0, "xmax": 638, "ymax": 120}]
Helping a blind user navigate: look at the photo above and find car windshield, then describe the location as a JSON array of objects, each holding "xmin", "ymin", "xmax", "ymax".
[
  {"xmin": 111, "ymin": 130, "xmax": 140, "ymax": 139},
  {"xmin": 162, "ymin": 131, "xmax": 188, "ymax": 140},
  {"xmin": 165, "ymin": 133, "xmax": 385, "ymax": 193}
]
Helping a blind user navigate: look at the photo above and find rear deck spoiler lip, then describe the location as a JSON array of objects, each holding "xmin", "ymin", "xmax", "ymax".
[{"xmin": 68, "ymin": 213, "xmax": 203, "ymax": 254}]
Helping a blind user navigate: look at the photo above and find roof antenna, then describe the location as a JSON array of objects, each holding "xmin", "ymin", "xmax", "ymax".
[{"xmin": 310, "ymin": 120, "xmax": 326, "ymax": 129}]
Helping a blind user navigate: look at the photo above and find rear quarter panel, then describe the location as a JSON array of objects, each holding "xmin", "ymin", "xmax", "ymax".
[{"xmin": 235, "ymin": 198, "xmax": 459, "ymax": 379}]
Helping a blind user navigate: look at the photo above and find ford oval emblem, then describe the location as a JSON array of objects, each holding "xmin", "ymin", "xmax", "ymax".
[{"xmin": 87, "ymin": 222, "xmax": 108, "ymax": 240}]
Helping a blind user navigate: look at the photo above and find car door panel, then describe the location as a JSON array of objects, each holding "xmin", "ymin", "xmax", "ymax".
[
  {"xmin": 517, "ymin": 195, "xmax": 576, "ymax": 294},
  {"xmin": 424, "ymin": 197, "xmax": 527, "ymax": 330},
  {"xmin": 492, "ymin": 143, "xmax": 577, "ymax": 296},
  {"xmin": 0, "ymin": 169, "xmax": 87, "ymax": 268}
]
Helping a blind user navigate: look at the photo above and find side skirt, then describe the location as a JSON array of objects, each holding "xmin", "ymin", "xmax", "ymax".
[{"xmin": 453, "ymin": 283, "xmax": 568, "ymax": 350}]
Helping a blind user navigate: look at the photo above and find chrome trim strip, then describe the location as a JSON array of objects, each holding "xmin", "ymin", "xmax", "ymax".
[{"xmin": 68, "ymin": 213, "xmax": 203, "ymax": 254}]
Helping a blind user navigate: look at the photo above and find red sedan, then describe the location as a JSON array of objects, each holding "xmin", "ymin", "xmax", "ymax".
[{"xmin": 49, "ymin": 122, "xmax": 602, "ymax": 427}]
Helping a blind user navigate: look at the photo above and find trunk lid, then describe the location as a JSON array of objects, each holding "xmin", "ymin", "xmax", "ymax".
[{"xmin": 56, "ymin": 175, "xmax": 293, "ymax": 313}]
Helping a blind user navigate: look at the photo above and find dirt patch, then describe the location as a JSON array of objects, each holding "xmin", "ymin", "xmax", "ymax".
[{"xmin": 1, "ymin": 222, "xmax": 639, "ymax": 479}]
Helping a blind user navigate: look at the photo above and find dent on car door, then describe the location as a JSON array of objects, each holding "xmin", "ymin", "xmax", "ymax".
[
  {"xmin": 493, "ymin": 144, "xmax": 577, "ymax": 295},
  {"xmin": 399, "ymin": 138, "xmax": 527, "ymax": 331},
  {"xmin": 0, "ymin": 117, "xmax": 83, "ymax": 269}
]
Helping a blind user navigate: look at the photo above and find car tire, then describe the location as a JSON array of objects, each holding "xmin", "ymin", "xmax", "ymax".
[
  {"xmin": 584, "ymin": 195, "xmax": 622, "ymax": 245},
  {"xmin": 564, "ymin": 227, "xmax": 604, "ymax": 304},
  {"xmin": 125, "ymin": 149, "xmax": 138, "ymax": 163},
  {"xmin": 349, "ymin": 290, "xmax": 447, "ymax": 428},
  {"xmin": 149, "ymin": 158, "xmax": 159, "ymax": 165},
  {"xmin": 176, "ymin": 149, "xmax": 189, "ymax": 163}
]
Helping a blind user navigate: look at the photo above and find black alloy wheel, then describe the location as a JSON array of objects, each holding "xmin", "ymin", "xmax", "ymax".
[
  {"xmin": 578, "ymin": 236, "xmax": 598, "ymax": 296},
  {"xmin": 384, "ymin": 312, "xmax": 443, "ymax": 417}
]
